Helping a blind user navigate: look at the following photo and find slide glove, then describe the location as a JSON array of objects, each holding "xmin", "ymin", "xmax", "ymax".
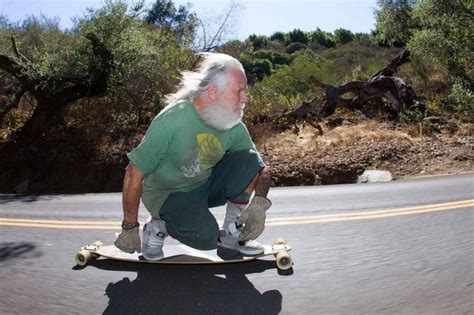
[
  {"xmin": 236, "ymin": 196, "xmax": 272, "ymax": 242},
  {"xmin": 114, "ymin": 222, "xmax": 141, "ymax": 253}
]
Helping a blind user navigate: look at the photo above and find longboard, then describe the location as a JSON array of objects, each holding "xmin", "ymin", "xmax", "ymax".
[{"xmin": 75, "ymin": 239, "xmax": 293, "ymax": 271}]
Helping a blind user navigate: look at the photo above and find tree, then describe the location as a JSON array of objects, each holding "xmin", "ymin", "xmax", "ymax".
[
  {"xmin": 408, "ymin": 0, "xmax": 473, "ymax": 83},
  {"xmin": 239, "ymin": 54, "xmax": 272, "ymax": 84},
  {"xmin": 373, "ymin": 0, "xmax": 417, "ymax": 47},
  {"xmin": 314, "ymin": 49, "xmax": 424, "ymax": 118},
  {"xmin": 333, "ymin": 28, "xmax": 354, "ymax": 45},
  {"xmin": 0, "ymin": 1, "xmax": 197, "ymax": 193},
  {"xmin": 253, "ymin": 50, "xmax": 291, "ymax": 67},
  {"xmin": 374, "ymin": 0, "xmax": 473, "ymax": 113},
  {"xmin": 308, "ymin": 28, "xmax": 335, "ymax": 48},
  {"xmin": 71, "ymin": 1, "xmax": 197, "ymax": 130},
  {"xmin": 269, "ymin": 31, "xmax": 286, "ymax": 43},
  {"xmin": 272, "ymin": 49, "xmax": 425, "ymax": 133},
  {"xmin": 287, "ymin": 29, "xmax": 309, "ymax": 45},
  {"xmin": 407, "ymin": 0, "xmax": 473, "ymax": 113},
  {"xmin": 0, "ymin": 33, "xmax": 112, "ymax": 142},
  {"xmin": 247, "ymin": 34, "xmax": 268, "ymax": 50},
  {"xmin": 0, "ymin": 13, "xmax": 110, "ymax": 141},
  {"xmin": 247, "ymin": 50, "xmax": 326, "ymax": 117},
  {"xmin": 0, "ymin": 0, "xmax": 197, "ymax": 142},
  {"xmin": 145, "ymin": 0, "xmax": 197, "ymax": 42}
]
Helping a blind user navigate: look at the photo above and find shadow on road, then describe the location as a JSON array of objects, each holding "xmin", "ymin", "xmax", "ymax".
[
  {"xmin": 0, "ymin": 242, "xmax": 43, "ymax": 262},
  {"xmin": 0, "ymin": 194, "xmax": 59, "ymax": 204},
  {"xmin": 83, "ymin": 259, "xmax": 286, "ymax": 314}
]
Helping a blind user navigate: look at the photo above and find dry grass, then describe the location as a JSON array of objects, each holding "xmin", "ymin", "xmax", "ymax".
[
  {"xmin": 258, "ymin": 120, "xmax": 414, "ymax": 155},
  {"xmin": 316, "ymin": 124, "xmax": 412, "ymax": 147}
]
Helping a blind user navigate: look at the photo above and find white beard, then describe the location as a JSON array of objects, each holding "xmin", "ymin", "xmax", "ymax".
[{"xmin": 199, "ymin": 102, "xmax": 244, "ymax": 131}]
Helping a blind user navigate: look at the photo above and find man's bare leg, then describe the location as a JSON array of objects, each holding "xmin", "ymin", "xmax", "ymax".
[
  {"xmin": 220, "ymin": 166, "xmax": 272, "ymax": 254},
  {"xmin": 245, "ymin": 166, "xmax": 270, "ymax": 197}
]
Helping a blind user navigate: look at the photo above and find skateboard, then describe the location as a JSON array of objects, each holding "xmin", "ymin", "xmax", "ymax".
[{"xmin": 75, "ymin": 238, "xmax": 293, "ymax": 271}]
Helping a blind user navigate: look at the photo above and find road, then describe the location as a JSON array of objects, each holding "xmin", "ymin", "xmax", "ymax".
[{"xmin": 0, "ymin": 174, "xmax": 473, "ymax": 314}]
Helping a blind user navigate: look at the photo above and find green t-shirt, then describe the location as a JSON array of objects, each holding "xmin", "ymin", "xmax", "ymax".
[{"xmin": 128, "ymin": 100, "xmax": 258, "ymax": 217}]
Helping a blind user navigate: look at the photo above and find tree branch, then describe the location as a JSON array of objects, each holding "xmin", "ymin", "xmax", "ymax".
[{"xmin": 370, "ymin": 49, "xmax": 410, "ymax": 79}]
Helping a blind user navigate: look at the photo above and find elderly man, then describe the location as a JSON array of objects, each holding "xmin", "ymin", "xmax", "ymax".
[{"xmin": 114, "ymin": 53, "xmax": 271, "ymax": 260}]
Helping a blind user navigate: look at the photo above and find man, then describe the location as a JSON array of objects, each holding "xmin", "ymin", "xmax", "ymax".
[{"xmin": 114, "ymin": 53, "xmax": 271, "ymax": 260}]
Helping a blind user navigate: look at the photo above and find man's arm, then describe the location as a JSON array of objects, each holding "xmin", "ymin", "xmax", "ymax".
[
  {"xmin": 114, "ymin": 163, "xmax": 144, "ymax": 253},
  {"xmin": 254, "ymin": 166, "xmax": 270, "ymax": 197},
  {"xmin": 122, "ymin": 163, "xmax": 144, "ymax": 224},
  {"xmin": 237, "ymin": 166, "xmax": 272, "ymax": 242}
]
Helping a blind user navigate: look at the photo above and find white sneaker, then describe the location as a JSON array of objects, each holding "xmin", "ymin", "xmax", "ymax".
[
  {"xmin": 218, "ymin": 224, "xmax": 264, "ymax": 255},
  {"xmin": 142, "ymin": 216, "xmax": 167, "ymax": 260}
]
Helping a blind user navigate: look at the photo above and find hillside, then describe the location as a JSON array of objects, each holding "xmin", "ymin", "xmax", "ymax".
[
  {"xmin": 1, "ymin": 1, "xmax": 472, "ymax": 194},
  {"xmin": 4, "ymin": 114, "xmax": 472, "ymax": 194},
  {"xmin": 258, "ymin": 119, "xmax": 473, "ymax": 186}
]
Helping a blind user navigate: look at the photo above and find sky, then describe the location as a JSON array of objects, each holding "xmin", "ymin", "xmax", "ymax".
[{"xmin": 0, "ymin": 0, "xmax": 378, "ymax": 40}]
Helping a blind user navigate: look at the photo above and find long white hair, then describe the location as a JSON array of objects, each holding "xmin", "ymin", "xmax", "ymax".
[{"xmin": 165, "ymin": 53, "xmax": 245, "ymax": 106}]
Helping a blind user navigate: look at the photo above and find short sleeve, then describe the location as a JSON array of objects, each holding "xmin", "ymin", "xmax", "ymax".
[
  {"xmin": 127, "ymin": 116, "xmax": 171, "ymax": 175},
  {"xmin": 229, "ymin": 123, "xmax": 257, "ymax": 152}
]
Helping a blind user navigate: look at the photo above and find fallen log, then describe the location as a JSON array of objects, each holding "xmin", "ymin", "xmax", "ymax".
[{"xmin": 273, "ymin": 49, "xmax": 425, "ymax": 131}]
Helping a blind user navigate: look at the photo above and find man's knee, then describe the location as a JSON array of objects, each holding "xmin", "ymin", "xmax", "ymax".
[
  {"xmin": 232, "ymin": 149, "xmax": 262, "ymax": 166},
  {"xmin": 189, "ymin": 222, "xmax": 219, "ymax": 250},
  {"xmin": 168, "ymin": 219, "xmax": 219, "ymax": 250}
]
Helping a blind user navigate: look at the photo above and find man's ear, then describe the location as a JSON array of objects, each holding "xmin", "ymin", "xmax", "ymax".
[{"xmin": 207, "ymin": 84, "xmax": 218, "ymax": 101}]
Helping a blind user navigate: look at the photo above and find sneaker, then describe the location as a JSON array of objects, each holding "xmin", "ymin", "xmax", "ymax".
[
  {"xmin": 142, "ymin": 216, "xmax": 167, "ymax": 260},
  {"xmin": 218, "ymin": 226, "xmax": 264, "ymax": 256}
]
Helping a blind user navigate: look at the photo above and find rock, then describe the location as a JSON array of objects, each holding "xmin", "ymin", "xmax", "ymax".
[{"xmin": 357, "ymin": 170, "xmax": 393, "ymax": 184}]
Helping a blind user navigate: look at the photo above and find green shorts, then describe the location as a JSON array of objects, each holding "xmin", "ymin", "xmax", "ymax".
[{"xmin": 158, "ymin": 149, "xmax": 264, "ymax": 250}]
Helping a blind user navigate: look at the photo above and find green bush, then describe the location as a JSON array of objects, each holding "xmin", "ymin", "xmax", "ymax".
[{"xmin": 447, "ymin": 78, "xmax": 474, "ymax": 115}]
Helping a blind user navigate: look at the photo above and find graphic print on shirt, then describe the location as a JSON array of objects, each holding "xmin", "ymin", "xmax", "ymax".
[{"xmin": 180, "ymin": 133, "xmax": 224, "ymax": 178}]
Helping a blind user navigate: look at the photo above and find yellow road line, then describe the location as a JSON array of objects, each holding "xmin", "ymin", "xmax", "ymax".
[
  {"xmin": 0, "ymin": 222, "xmax": 118, "ymax": 229},
  {"xmin": 266, "ymin": 199, "xmax": 474, "ymax": 223},
  {"xmin": 0, "ymin": 219, "xmax": 120, "ymax": 225},
  {"xmin": 267, "ymin": 202, "xmax": 473, "ymax": 226},
  {"xmin": 0, "ymin": 199, "xmax": 472, "ymax": 230}
]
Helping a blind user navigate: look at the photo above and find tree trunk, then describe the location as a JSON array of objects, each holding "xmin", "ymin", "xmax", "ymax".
[{"xmin": 0, "ymin": 33, "xmax": 112, "ymax": 143}]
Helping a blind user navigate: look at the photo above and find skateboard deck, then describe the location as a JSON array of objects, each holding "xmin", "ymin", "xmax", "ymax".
[{"xmin": 75, "ymin": 239, "xmax": 293, "ymax": 271}]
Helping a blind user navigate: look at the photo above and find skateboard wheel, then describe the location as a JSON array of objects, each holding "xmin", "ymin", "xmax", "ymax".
[
  {"xmin": 275, "ymin": 251, "xmax": 293, "ymax": 270},
  {"xmin": 273, "ymin": 238, "xmax": 288, "ymax": 245},
  {"xmin": 75, "ymin": 250, "xmax": 92, "ymax": 266},
  {"xmin": 92, "ymin": 241, "xmax": 104, "ymax": 247}
]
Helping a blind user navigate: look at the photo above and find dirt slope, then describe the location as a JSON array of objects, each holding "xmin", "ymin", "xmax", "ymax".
[{"xmin": 257, "ymin": 120, "xmax": 473, "ymax": 186}]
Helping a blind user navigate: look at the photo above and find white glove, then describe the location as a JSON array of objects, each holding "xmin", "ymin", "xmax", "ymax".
[
  {"xmin": 236, "ymin": 196, "xmax": 271, "ymax": 241},
  {"xmin": 114, "ymin": 223, "xmax": 141, "ymax": 253}
]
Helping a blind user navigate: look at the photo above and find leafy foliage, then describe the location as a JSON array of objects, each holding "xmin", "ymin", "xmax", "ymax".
[
  {"xmin": 247, "ymin": 34, "xmax": 269, "ymax": 50},
  {"xmin": 144, "ymin": 0, "xmax": 198, "ymax": 42},
  {"xmin": 447, "ymin": 77, "xmax": 474, "ymax": 114},
  {"xmin": 333, "ymin": 28, "xmax": 354, "ymax": 45},
  {"xmin": 374, "ymin": 0, "xmax": 473, "ymax": 113},
  {"xmin": 246, "ymin": 50, "xmax": 331, "ymax": 117},
  {"xmin": 73, "ymin": 1, "xmax": 195, "ymax": 126},
  {"xmin": 0, "ymin": 0, "xmax": 470, "ymax": 145},
  {"xmin": 287, "ymin": 29, "xmax": 309, "ymax": 45},
  {"xmin": 0, "ymin": 15, "xmax": 76, "ymax": 78},
  {"xmin": 373, "ymin": 0, "xmax": 417, "ymax": 47},
  {"xmin": 269, "ymin": 31, "xmax": 286, "ymax": 43},
  {"xmin": 308, "ymin": 28, "xmax": 335, "ymax": 49}
]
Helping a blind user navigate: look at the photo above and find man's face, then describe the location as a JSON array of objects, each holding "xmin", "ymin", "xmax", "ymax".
[
  {"xmin": 199, "ymin": 68, "xmax": 248, "ymax": 131},
  {"xmin": 217, "ymin": 68, "xmax": 248, "ymax": 115}
]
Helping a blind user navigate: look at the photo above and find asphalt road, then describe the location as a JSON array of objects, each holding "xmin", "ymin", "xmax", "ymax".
[{"xmin": 0, "ymin": 174, "xmax": 473, "ymax": 314}]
